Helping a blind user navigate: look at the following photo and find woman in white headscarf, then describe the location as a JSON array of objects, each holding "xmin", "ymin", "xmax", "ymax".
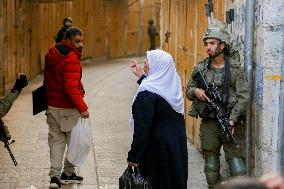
[{"xmin": 127, "ymin": 50, "xmax": 188, "ymax": 189}]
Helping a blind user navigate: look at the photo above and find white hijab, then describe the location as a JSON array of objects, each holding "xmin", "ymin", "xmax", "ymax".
[{"xmin": 133, "ymin": 49, "xmax": 184, "ymax": 114}]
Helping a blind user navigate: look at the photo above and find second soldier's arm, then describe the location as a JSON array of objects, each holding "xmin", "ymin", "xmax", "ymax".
[
  {"xmin": 0, "ymin": 91, "xmax": 19, "ymax": 118},
  {"xmin": 229, "ymin": 68, "xmax": 249, "ymax": 123},
  {"xmin": 0, "ymin": 74, "xmax": 28, "ymax": 118}
]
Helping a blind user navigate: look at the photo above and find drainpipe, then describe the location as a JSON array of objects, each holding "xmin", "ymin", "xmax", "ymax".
[
  {"xmin": 280, "ymin": 40, "xmax": 284, "ymax": 175},
  {"xmin": 244, "ymin": 0, "xmax": 256, "ymax": 176}
]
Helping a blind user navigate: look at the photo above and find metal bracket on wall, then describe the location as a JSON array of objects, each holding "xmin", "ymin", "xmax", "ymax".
[
  {"xmin": 165, "ymin": 31, "xmax": 171, "ymax": 43},
  {"xmin": 226, "ymin": 9, "xmax": 235, "ymax": 33}
]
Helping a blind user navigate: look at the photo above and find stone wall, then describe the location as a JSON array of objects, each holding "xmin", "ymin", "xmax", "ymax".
[
  {"xmin": 225, "ymin": 0, "xmax": 284, "ymax": 176},
  {"xmin": 254, "ymin": 0, "xmax": 284, "ymax": 176}
]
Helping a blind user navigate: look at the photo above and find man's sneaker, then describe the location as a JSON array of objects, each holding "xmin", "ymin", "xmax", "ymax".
[
  {"xmin": 60, "ymin": 172, "xmax": 83, "ymax": 184},
  {"xmin": 49, "ymin": 177, "xmax": 61, "ymax": 189}
]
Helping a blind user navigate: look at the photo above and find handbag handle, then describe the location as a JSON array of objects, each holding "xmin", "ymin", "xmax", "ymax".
[{"xmin": 127, "ymin": 166, "xmax": 141, "ymax": 175}]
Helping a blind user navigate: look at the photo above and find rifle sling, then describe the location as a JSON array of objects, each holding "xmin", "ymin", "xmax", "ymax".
[{"xmin": 223, "ymin": 56, "xmax": 230, "ymax": 105}]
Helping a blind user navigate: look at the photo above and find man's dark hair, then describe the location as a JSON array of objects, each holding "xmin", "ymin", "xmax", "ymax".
[
  {"xmin": 223, "ymin": 45, "xmax": 230, "ymax": 56},
  {"xmin": 65, "ymin": 27, "xmax": 83, "ymax": 40}
]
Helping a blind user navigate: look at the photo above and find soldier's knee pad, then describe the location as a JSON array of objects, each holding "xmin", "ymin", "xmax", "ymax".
[
  {"xmin": 228, "ymin": 158, "xmax": 246, "ymax": 176},
  {"xmin": 204, "ymin": 156, "xmax": 221, "ymax": 187}
]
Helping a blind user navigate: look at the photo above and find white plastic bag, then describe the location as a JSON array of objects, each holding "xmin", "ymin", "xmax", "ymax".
[{"xmin": 66, "ymin": 118, "xmax": 92, "ymax": 167}]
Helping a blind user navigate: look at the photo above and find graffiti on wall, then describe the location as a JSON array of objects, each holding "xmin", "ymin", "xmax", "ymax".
[
  {"xmin": 255, "ymin": 65, "xmax": 263, "ymax": 108},
  {"xmin": 231, "ymin": 4, "xmax": 245, "ymax": 63}
]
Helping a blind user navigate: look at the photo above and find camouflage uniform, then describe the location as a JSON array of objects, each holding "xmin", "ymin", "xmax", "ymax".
[
  {"xmin": 0, "ymin": 91, "xmax": 20, "ymax": 118},
  {"xmin": 0, "ymin": 91, "xmax": 20, "ymax": 138},
  {"xmin": 186, "ymin": 20, "xmax": 249, "ymax": 188},
  {"xmin": 0, "ymin": 75, "xmax": 28, "ymax": 139}
]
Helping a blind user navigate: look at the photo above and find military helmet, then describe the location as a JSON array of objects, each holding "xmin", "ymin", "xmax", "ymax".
[{"xmin": 203, "ymin": 19, "xmax": 230, "ymax": 44}]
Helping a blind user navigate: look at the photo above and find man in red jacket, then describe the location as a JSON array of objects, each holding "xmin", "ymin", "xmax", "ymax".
[{"xmin": 44, "ymin": 27, "xmax": 89, "ymax": 189}]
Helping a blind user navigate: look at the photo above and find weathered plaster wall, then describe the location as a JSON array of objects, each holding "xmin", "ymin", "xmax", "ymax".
[
  {"xmin": 280, "ymin": 35, "xmax": 284, "ymax": 175},
  {"xmin": 223, "ymin": 0, "xmax": 283, "ymax": 176},
  {"xmin": 254, "ymin": 0, "xmax": 284, "ymax": 176},
  {"xmin": 228, "ymin": 0, "xmax": 283, "ymax": 176}
]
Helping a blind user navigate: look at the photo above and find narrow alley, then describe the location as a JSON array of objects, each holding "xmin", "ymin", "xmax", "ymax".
[{"xmin": 0, "ymin": 58, "xmax": 207, "ymax": 189}]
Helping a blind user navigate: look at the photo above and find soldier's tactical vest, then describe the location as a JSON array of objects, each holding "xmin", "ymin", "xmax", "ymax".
[{"xmin": 188, "ymin": 57, "xmax": 241, "ymax": 118}]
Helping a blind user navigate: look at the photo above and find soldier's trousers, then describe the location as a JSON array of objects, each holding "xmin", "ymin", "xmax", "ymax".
[
  {"xmin": 200, "ymin": 118, "xmax": 246, "ymax": 188},
  {"xmin": 200, "ymin": 118, "xmax": 245, "ymax": 159},
  {"xmin": 149, "ymin": 38, "xmax": 156, "ymax": 50},
  {"xmin": 46, "ymin": 107, "xmax": 80, "ymax": 178}
]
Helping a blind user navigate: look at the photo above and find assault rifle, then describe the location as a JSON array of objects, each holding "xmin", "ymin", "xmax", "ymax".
[
  {"xmin": 0, "ymin": 120, "xmax": 17, "ymax": 166},
  {"xmin": 192, "ymin": 67, "xmax": 238, "ymax": 147}
]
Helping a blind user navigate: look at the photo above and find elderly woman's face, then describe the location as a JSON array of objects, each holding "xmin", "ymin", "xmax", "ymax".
[{"xmin": 143, "ymin": 59, "xmax": 150, "ymax": 75}]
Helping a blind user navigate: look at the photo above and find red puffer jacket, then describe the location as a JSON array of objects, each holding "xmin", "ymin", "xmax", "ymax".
[{"xmin": 44, "ymin": 40, "xmax": 88, "ymax": 113}]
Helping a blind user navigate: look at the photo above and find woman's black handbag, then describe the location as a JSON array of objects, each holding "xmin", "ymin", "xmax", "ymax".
[{"xmin": 119, "ymin": 166, "xmax": 152, "ymax": 189}]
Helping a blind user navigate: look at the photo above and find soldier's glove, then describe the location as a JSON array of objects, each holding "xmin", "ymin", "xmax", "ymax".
[{"xmin": 11, "ymin": 74, "xmax": 28, "ymax": 93}]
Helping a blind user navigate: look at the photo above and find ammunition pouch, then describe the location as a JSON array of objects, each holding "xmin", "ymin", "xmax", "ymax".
[
  {"xmin": 188, "ymin": 99, "xmax": 211, "ymax": 118},
  {"xmin": 227, "ymin": 96, "xmax": 237, "ymax": 113},
  {"xmin": 199, "ymin": 104, "xmax": 212, "ymax": 118}
]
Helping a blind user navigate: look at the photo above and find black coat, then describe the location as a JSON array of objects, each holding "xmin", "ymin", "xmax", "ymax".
[{"xmin": 128, "ymin": 91, "xmax": 188, "ymax": 189}]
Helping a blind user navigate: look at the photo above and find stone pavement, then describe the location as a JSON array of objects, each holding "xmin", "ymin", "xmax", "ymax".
[{"xmin": 0, "ymin": 57, "xmax": 206, "ymax": 189}]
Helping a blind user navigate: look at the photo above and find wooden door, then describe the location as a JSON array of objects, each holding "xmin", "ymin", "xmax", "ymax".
[
  {"xmin": 160, "ymin": 0, "xmax": 171, "ymax": 51},
  {"xmin": 142, "ymin": 0, "xmax": 160, "ymax": 52},
  {"xmin": 127, "ymin": 0, "xmax": 140, "ymax": 55},
  {"xmin": 3, "ymin": 0, "xmax": 18, "ymax": 89},
  {"xmin": 186, "ymin": 0, "xmax": 225, "ymax": 147},
  {"xmin": 183, "ymin": 0, "xmax": 198, "ymax": 144}
]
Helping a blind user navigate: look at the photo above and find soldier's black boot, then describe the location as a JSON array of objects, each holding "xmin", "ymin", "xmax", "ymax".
[
  {"xmin": 228, "ymin": 158, "xmax": 246, "ymax": 176},
  {"xmin": 204, "ymin": 156, "xmax": 222, "ymax": 188}
]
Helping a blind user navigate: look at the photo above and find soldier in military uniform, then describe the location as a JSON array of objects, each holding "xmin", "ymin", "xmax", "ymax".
[
  {"xmin": 186, "ymin": 19, "xmax": 249, "ymax": 188},
  {"xmin": 148, "ymin": 19, "xmax": 158, "ymax": 50},
  {"xmin": 0, "ymin": 74, "xmax": 28, "ymax": 139}
]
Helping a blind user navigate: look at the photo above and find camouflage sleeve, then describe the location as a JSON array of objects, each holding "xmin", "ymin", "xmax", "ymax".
[
  {"xmin": 186, "ymin": 66, "xmax": 198, "ymax": 101},
  {"xmin": 0, "ymin": 91, "xmax": 19, "ymax": 118},
  {"xmin": 229, "ymin": 67, "xmax": 249, "ymax": 122}
]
